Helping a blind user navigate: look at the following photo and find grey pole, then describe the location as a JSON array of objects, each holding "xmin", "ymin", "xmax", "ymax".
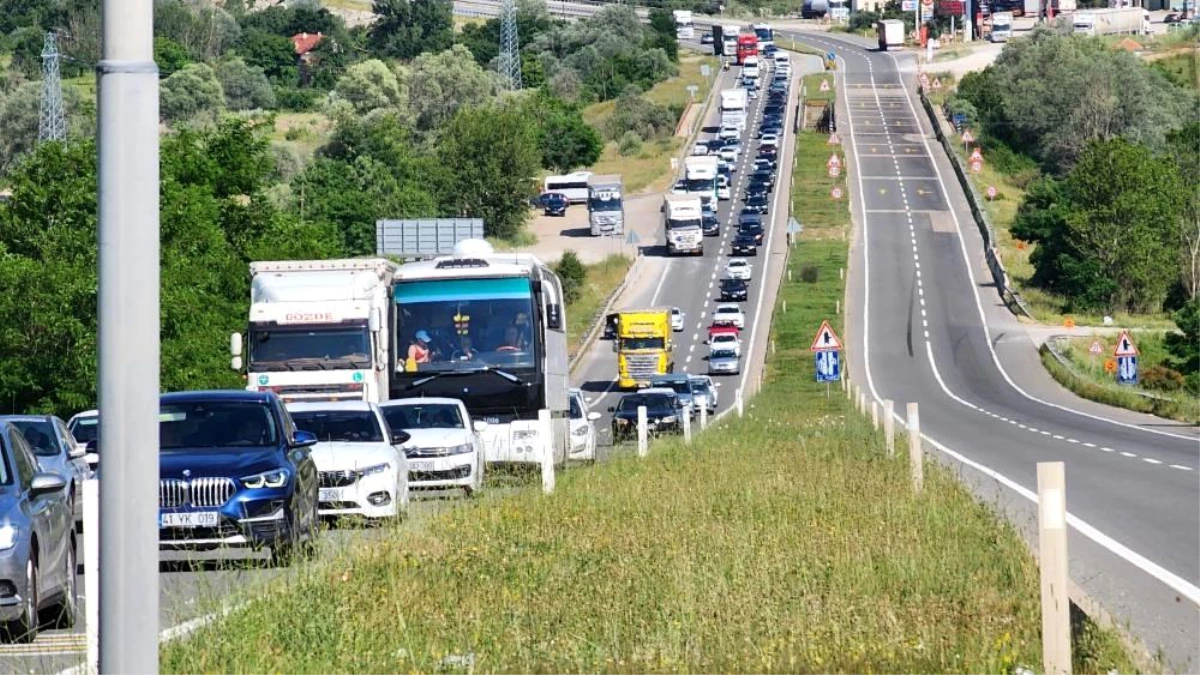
[{"xmin": 97, "ymin": 0, "xmax": 160, "ymax": 668}]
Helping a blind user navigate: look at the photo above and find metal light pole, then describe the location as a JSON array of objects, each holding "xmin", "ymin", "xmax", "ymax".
[{"xmin": 97, "ymin": 0, "xmax": 160, "ymax": 669}]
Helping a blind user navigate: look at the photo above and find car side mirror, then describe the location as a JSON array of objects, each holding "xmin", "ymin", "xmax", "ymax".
[
  {"xmin": 611, "ymin": 341, "xmax": 618, "ymax": 353},
  {"xmin": 390, "ymin": 430, "xmax": 411, "ymax": 445},
  {"xmin": 30, "ymin": 472, "xmax": 67, "ymax": 498},
  {"xmin": 69, "ymin": 441, "xmax": 87, "ymax": 459},
  {"xmin": 473, "ymin": 420, "xmax": 489, "ymax": 433},
  {"xmin": 587, "ymin": 412, "xmax": 601, "ymax": 422},
  {"xmin": 291, "ymin": 430, "xmax": 318, "ymax": 449},
  {"xmin": 607, "ymin": 406, "xmax": 616, "ymax": 413}
]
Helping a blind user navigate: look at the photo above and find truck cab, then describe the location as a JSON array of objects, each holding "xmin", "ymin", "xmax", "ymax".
[
  {"xmin": 614, "ymin": 308, "xmax": 673, "ymax": 390},
  {"xmin": 664, "ymin": 194, "xmax": 705, "ymax": 256},
  {"xmin": 587, "ymin": 175, "xmax": 624, "ymax": 237}
]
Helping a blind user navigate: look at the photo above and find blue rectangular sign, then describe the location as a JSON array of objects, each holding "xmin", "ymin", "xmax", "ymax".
[
  {"xmin": 1116, "ymin": 356, "xmax": 1138, "ymax": 386},
  {"xmin": 815, "ymin": 349, "xmax": 841, "ymax": 383}
]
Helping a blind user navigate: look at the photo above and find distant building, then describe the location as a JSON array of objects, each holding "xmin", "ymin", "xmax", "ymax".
[{"xmin": 290, "ymin": 32, "xmax": 325, "ymax": 86}]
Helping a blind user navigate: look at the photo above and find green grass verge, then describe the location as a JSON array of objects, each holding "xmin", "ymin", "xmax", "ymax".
[
  {"xmin": 158, "ymin": 82, "xmax": 1140, "ymax": 675},
  {"xmin": 567, "ymin": 254, "xmax": 633, "ymax": 358}
]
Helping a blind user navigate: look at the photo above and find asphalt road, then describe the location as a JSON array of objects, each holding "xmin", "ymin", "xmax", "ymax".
[
  {"xmin": 0, "ymin": 47, "xmax": 815, "ymax": 675},
  {"xmin": 775, "ymin": 29, "xmax": 1200, "ymax": 670}
]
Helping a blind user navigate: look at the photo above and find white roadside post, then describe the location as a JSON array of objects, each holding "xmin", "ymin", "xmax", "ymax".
[
  {"xmin": 907, "ymin": 402, "xmax": 923, "ymax": 493},
  {"xmin": 84, "ymin": 479, "xmax": 100, "ymax": 675},
  {"xmin": 736, "ymin": 388, "xmax": 744, "ymax": 417},
  {"xmin": 637, "ymin": 405, "xmax": 649, "ymax": 457},
  {"xmin": 884, "ymin": 399, "xmax": 895, "ymax": 457},
  {"xmin": 871, "ymin": 399, "xmax": 879, "ymax": 430},
  {"xmin": 1038, "ymin": 461, "xmax": 1072, "ymax": 675},
  {"xmin": 699, "ymin": 400, "xmax": 708, "ymax": 430},
  {"xmin": 682, "ymin": 404, "xmax": 693, "ymax": 444},
  {"xmin": 538, "ymin": 409, "xmax": 554, "ymax": 494}
]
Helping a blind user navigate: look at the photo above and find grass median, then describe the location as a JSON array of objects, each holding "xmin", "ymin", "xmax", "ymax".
[
  {"xmin": 160, "ymin": 78, "xmax": 1138, "ymax": 675},
  {"xmin": 567, "ymin": 254, "xmax": 633, "ymax": 358}
]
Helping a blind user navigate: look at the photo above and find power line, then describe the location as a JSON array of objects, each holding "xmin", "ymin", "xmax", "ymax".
[
  {"xmin": 498, "ymin": 0, "xmax": 523, "ymax": 91},
  {"xmin": 39, "ymin": 31, "xmax": 67, "ymax": 143}
]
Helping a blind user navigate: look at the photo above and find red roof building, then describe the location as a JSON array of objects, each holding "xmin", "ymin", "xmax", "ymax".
[{"xmin": 290, "ymin": 32, "xmax": 325, "ymax": 56}]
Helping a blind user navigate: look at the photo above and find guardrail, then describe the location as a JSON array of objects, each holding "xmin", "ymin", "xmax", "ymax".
[
  {"xmin": 916, "ymin": 86, "xmax": 1036, "ymax": 320},
  {"xmin": 568, "ymin": 255, "xmax": 644, "ymax": 374}
]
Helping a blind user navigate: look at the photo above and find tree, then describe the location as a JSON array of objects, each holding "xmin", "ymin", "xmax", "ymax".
[
  {"xmin": 0, "ymin": 82, "xmax": 88, "ymax": 177},
  {"xmin": 407, "ymin": 45, "xmax": 498, "ymax": 132},
  {"xmin": 161, "ymin": 63, "xmax": 227, "ymax": 124},
  {"xmin": 154, "ymin": 0, "xmax": 242, "ymax": 61},
  {"xmin": 647, "ymin": 8, "xmax": 679, "ymax": 62},
  {"xmin": 1061, "ymin": 138, "xmax": 1183, "ymax": 312},
  {"xmin": 521, "ymin": 93, "xmax": 601, "ymax": 173},
  {"xmin": 554, "ymin": 250, "xmax": 587, "ymax": 304},
  {"xmin": 368, "ymin": 0, "xmax": 453, "ymax": 60},
  {"xmin": 235, "ymin": 28, "xmax": 301, "ymax": 83},
  {"xmin": 325, "ymin": 59, "xmax": 408, "ymax": 118},
  {"xmin": 155, "ymin": 36, "xmax": 193, "ymax": 78},
  {"xmin": 1165, "ymin": 301, "xmax": 1199, "ymax": 394},
  {"xmin": 436, "ymin": 104, "xmax": 541, "ymax": 240},
  {"xmin": 216, "ymin": 57, "xmax": 277, "ymax": 111},
  {"xmin": 1166, "ymin": 122, "xmax": 1200, "ymax": 302}
]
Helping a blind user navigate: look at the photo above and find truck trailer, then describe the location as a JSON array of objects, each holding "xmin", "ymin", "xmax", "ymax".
[
  {"xmin": 1072, "ymin": 8, "xmax": 1150, "ymax": 36},
  {"xmin": 877, "ymin": 19, "xmax": 904, "ymax": 50},
  {"xmin": 720, "ymin": 88, "xmax": 749, "ymax": 130}
]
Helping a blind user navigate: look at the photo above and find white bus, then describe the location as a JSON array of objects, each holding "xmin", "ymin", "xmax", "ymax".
[
  {"xmin": 543, "ymin": 171, "xmax": 593, "ymax": 204},
  {"xmin": 752, "ymin": 23, "xmax": 774, "ymax": 50},
  {"xmin": 673, "ymin": 10, "xmax": 695, "ymax": 39}
]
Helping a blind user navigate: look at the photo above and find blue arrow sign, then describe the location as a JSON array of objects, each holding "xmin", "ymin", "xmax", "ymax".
[
  {"xmin": 1116, "ymin": 356, "xmax": 1138, "ymax": 386},
  {"xmin": 815, "ymin": 349, "xmax": 841, "ymax": 382}
]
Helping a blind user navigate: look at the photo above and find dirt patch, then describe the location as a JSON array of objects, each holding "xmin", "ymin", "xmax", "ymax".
[{"xmin": 525, "ymin": 193, "xmax": 664, "ymax": 265}]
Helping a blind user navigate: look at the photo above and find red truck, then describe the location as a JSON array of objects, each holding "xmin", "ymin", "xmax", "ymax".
[{"xmin": 736, "ymin": 34, "xmax": 758, "ymax": 65}]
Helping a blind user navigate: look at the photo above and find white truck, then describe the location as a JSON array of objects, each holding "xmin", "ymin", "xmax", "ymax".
[
  {"xmin": 587, "ymin": 174, "xmax": 624, "ymax": 236},
  {"xmin": 683, "ymin": 155, "xmax": 720, "ymax": 211},
  {"xmin": 721, "ymin": 23, "xmax": 741, "ymax": 58},
  {"xmin": 990, "ymin": 11, "xmax": 1014, "ymax": 41},
  {"xmin": 720, "ymin": 88, "xmax": 749, "ymax": 131},
  {"xmin": 233, "ymin": 258, "xmax": 399, "ymax": 403},
  {"xmin": 1072, "ymin": 8, "xmax": 1150, "ymax": 36},
  {"xmin": 673, "ymin": 10, "xmax": 695, "ymax": 39},
  {"xmin": 752, "ymin": 22, "xmax": 774, "ymax": 51},
  {"xmin": 663, "ymin": 194, "xmax": 705, "ymax": 256},
  {"xmin": 877, "ymin": 19, "xmax": 905, "ymax": 50}
]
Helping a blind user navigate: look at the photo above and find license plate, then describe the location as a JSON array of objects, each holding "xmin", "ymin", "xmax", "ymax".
[
  {"xmin": 159, "ymin": 511, "xmax": 219, "ymax": 528},
  {"xmin": 318, "ymin": 488, "xmax": 342, "ymax": 502},
  {"xmin": 409, "ymin": 461, "xmax": 435, "ymax": 472}
]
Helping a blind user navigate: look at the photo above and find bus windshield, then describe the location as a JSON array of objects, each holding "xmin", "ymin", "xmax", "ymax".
[
  {"xmin": 394, "ymin": 277, "xmax": 538, "ymax": 372},
  {"xmin": 685, "ymin": 177, "xmax": 716, "ymax": 193}
]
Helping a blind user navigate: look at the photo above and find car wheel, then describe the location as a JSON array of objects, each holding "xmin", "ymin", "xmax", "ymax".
[
  {"xmin": 4, "ymin": 553, "xmax": 38, "ymax": 643},
  {"xmin": 53, "ymin": 538, "xmax": 77, "ymax": 629}
]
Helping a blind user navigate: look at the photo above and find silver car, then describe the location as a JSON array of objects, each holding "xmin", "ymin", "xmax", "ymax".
[
  {"xmin": 0, "ymin": 416, "xmax": 89, "ymax": 523},
  {"xmin": 0, "ymin": 421, "xmax": 77, "ymax": 642}
]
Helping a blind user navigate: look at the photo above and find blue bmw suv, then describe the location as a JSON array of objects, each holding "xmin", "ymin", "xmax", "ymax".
[{"xmin": 157, "ymin": 391, "xmax": 320, "ymax": 565}]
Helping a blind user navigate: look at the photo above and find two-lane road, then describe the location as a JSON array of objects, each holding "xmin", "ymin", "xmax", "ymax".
[{"xmin": 780, "ymin": 30, "xmax": 1199, "ymax": 669}]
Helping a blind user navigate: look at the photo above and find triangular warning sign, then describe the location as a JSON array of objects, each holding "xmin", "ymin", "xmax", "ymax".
[
  {"xmin": 828, "ymin": 133, "xmax": 841, "ymax": 145},
  {"xmin": 961, "ymin": 130, "xmax": 974, "ymax": 143},
  {"xmin": 809, "ymin": 320, "xmax": 843, "ymax": 351},
  {"xmin": 826, "ymin": 153, "xmax": 841, "ymax": 168},
  {"xmin": 1112, "ymin": 330, "xmax": 1139, "ymax": 357},
  {"xmin": 1088, "ymin": 339, "xmax": 1103, "ymax": 355},
  {"xmin": 970, "ymin": 147, "xmax": 983, "ymax": 162},
  {"xmin": 819, "ymin": 79, "xmax": 831, "ymax": 92},
  {"xmin": 932, "ymin": 78, "xmax": 942, "ymax": 89}
]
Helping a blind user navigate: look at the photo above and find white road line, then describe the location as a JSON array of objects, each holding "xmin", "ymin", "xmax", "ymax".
[
  {"xmin": 1143, "ymin": 458, "xmax": 1163, "ymax": 465},
  {"xmin": 1170, "ymin": 464, "xmax": 1193, "ymax": 471},
  {"xmin": 1120, "ymin": 451, "xmax": 1137, "ymax": 458}
]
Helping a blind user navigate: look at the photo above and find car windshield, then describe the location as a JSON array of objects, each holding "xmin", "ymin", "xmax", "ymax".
[
  {"xmin": 160, "ymin": 401, "xmax": 278, "ymax": 450},
  {"xmin": 621, "ymin": 337, "xmax": 665, "ymax": 350},
  {"xmin": 289, "ymin": 410, "xmax": 384, "ymax": 443},
  {"xmin": 722, "ymin": 279, "xmax": 744, "ymax": 288},
  {"xmin": 248, "ymin": 324, "xmax": 371, "ymax": 371},
  {"xmin": 569, "ymin": 395, "xmax": 582, "ymax": 419},
  {"xmin": 617, "ymin": 395, "xmax": 674, "ymax": 414},
  {"xmin": 712, "ymin": 349, "xmax": 738, "ymax": 359},
  {"xmin": 69, "ymin": 416, "xmax": 98, "ymax": 445},
  {"xmin": 380, "ymin": 404, "xmax": 464, "ymax": 431},
  {"xmin": 691, "ymin": 380, "xmax": 711, "ymax": 396},
  {"xmin": 654, "ymin": 380, "xmax": 691, "ymax": 395},
  {"xmin": 717, "ymin": 307, "xmax": 738, "ymax": 315},
  {"xmin": 9, "ymin": 420, "xmax": 59, "ymax": 457}
]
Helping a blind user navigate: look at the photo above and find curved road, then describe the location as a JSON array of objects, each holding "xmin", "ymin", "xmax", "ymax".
[{"xmin": 776, "ymin": 29, "xmax": 1199, "ymax": 670}]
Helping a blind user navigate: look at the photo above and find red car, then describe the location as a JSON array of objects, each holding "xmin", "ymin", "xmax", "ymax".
[{"xmin": 708, "ymin": 323, "xmax": 741, "ymax": 340}]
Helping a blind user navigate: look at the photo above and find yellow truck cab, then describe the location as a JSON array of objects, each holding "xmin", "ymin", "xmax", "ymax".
[{"xmin": 614, "ymin": 308, "xmax": 674, "ymax": 389}]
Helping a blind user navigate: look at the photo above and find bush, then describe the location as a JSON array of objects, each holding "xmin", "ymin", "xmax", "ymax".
[
  {"xmin": 1140, "ymin": 365, "xmax": 1185, "ymax": 392},
  {"xmin": 800, "ymin": 264, "xmax": 819, "ymax": 283},
  {"xmin": 555, "ymin": 250, "xmax": 588, "ymax": 304},
  {"xmin": 273, "ymin": 86, "xmax": 320, "ymax": 112},
  {"xmin": 618, "ymin": 131, "xmax": 643, "ymax": 157},
  {"xmin": 604, "ymin": 88, "xmax": 676, "ymax": 142}
]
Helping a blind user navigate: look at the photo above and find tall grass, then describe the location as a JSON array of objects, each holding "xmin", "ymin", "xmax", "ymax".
[
  {"xmin": 567, "ymin": 254, "xmax": 633, "ymax": 356},
  {"xmin": 159, "ymin": 80, "xmax": 1140, "ymax": 675}
]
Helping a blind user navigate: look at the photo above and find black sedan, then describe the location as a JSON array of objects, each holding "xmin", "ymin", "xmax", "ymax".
[
  {"xmin": 738, "ymin": 214, "xmax": 765, "ymax": 243},
  {"xmin": 750, "ymin": 169, "xmax": 775, "ymax": 188},
  {"xmin": 759, "ymin": 145, "xmax": 779, "ymax": 159},
  {"xmin": 701, "ymin": 33, "xmax": 714, "ymax": 44},
  {"xmin": 539, "ymin": 192, "xmax": 568, "ymax": 216},
  {"xmin": 745, "ymin": 182, "xmax": 770, "ymax": 199},
  {"xmin": 702, "ymin": 213, "xmax": 721, "ymax": 237},
  {"xmin": 743, "ymin": 194, "xmax": 770, "ymax": 214},
  {"xmin": 720, "ymin": 277, "xmax": 749, "ymax": 301},
  {"xmin": 610, "ymin": 392, "xmax": 685, "ymax": 441},
  {"xmin": 731, "ymin": 233, "xmax": 759, "ymax": 256}
]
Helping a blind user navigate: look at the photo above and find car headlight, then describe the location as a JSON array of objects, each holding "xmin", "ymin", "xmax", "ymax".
[
  {"xmin": 0, "ymin": 524, "xmax": 17, "ymax": 551},
  {"xmin": 446, "ymin": 443, "xmax": 474, "ymax": 455},
  {"xmin": 615, "ymin": 418, "xmax": 629, "ymax": 425},
  {"xmin": 661, "ymin": 416, "xmax": 677, "ymax": 424},
  {"xmin": 241, "ymin": 469, "xmax": 289, "ymax": 489},
  {"xmin": 572, "ymin": 426, "xmax": 589, "ymax": 437},
  {"xmin": 357, "ymin": 462, "xmax": 390, "ymax": 477},
  {"xmin": 513, "ymin": 429, "xmax": 539, "ymax": 440}
]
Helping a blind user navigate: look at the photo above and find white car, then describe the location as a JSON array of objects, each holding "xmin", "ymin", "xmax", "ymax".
[
  {"xmin": 286, "ymin": 401, "xmax": 410, "ymax": 519},
  {"xmin": 379, "ymin": 398, "xmax": 486, "ymax": 497},
  {"xmin": 713, "ymin": 303, "xmax": 746, "ymax": 329},
  {"xmin": 760, "ymin": 133, "xmax": 780, "ymax": 149},
  {"xmin": 671, "ymin": 307, "xmax": 686, "ymax": 331},
  {"xmin": 717, "ymin": 146, "xmax": 740, "ymax": 163},
  {"xmin": 672, "ymin": 179, "xmax": 688, "ymax": 195},
  {"xmin": 710, "ymin": 332, "xmax": 742, "ymax": 356},
  {"xmin": 718, "ymin": 126, "xmax": 740, "ymax": 140},
  {"xmin": 568, "ymin": 388, "xmax": 601, "ymax": 461},
  {"xmin": 725, "ymin": 258, "xmax": 752, "ymax": 280},
  {"xmin": 691, "ymin": 144, "xmax": 710, "ymax": 156},
  {"xmin": 717, "ymin": 176, "xmax": 732, "ymax": 201}
]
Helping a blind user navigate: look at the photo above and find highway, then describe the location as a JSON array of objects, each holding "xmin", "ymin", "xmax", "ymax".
[
  {"xmin": 0, "ymin": 44, "xmax": 814, "ymax": 674},
  {"xmin": 772, "ymin": 29, "xmax": 1200, "ymax": 670}
]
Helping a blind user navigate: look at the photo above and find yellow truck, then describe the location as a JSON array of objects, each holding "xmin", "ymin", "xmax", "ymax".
[{"xmin": 614, "ymin": 307, "xmax": 674, "ymax": 389}]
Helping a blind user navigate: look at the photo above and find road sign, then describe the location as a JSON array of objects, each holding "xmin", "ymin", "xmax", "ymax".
[
  {"xmin": 1088, "ymin": 339, "xmax": 1103, "ymax": 355},
  {"xmin": 902, "ymin": 0, "xmax": 917, "ymax": 9},
  {"xmin": 970, "ymin": 160, "xmax": 983, "ymax": 173},
  {"xmin": 826, "ymin": 51, "xmax": 836, "ymax": 62},
  {"xmin": 932, "ymin": 77, "xmax": 942, "ymax": 90},
  {"xmin": 961, "ymin": 129, "xmax": 975, "ymax": 144},
  {"xmin": 828, "ymin": 133, "xmax": 841, "ymax": 145},
  {"xmin": 831, "ymin": 186, "xmax": 843, "ymax": 200},
  {"xmin": 700, "ymin": 64, "xmax": 711, "ymax": 78},
  {"xmin": 970, "ymin": 147, "xmax": 983, "ymax": 163},
  {"xmin": 1116, "ymin": 356, "xmax": 1138, "ymax": 385},
  {"xmin": 625, "ymin": 229, "xmax": 641, "ymax": 245},
  {"xmin": 828, "ymin": 165, "xmax": 841, "ymax": 178},
  {"xmin": 686, "ymin": 84, "xmax": 699, "ymax": 101},
  {"xmin": 819, "ymin": 79, "xmax": 831, "ymax": 92},
  {"xmin": 810, "ymin": 319, "xmax": 844, "ymax": 351},
  {"xmin": 787, "ymin": 217, "xmax": 803, "ymax": 234},
  {"xmin": 1112, "ymin": 330, "xmax": 1139, "ymax": 357},
  {"xmin": 1104, "ymin": 358, "xmax": 1117, "ymax": 374},
  {"xmin": 986, "ymin": 185, "xmax": 997, "ymax": 200},
  {"xmin": 831, "ymin": 6, "xmax": 849, "ymax": 20},
  {"xmin": 827, "ymin": 153, "xmax": 841, "ymax": 168},
  {"xmin": 815, "ymin": 349, "xmax": 842, "ymax": 382}
]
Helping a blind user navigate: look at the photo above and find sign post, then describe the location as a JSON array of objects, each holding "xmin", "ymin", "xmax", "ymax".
[
  {"xmin": 811, "ymin": 320, "xmax": 844, "ymax": 398},
  {"xmin": 1113, "ymin": 330, "xmax": 1139, "ymax": 385}
]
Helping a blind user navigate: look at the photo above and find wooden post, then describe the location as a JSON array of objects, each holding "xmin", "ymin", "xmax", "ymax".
[
  {"xmin": 637, "ymin": 405, "xmax": 649, "ymax": 458},
  {"xmin": 539, "ymin": 409, "xmax": 555, "ymax": 494},
  {"xmin": 1038, "ymin": 461, "xmax": 1072, "ymax": 675},
  {"xmin": 907, "ymin": 402, "xmax": 922, "ymax": 492},
  {"xmin": 682, "ymin": 404, "xmax": 693, "ymax": 445},
  {"xmin": 884, "ymin": 399, "xmax": 895, "ymax": 457}
]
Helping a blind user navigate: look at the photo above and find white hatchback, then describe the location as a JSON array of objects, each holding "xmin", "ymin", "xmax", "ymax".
[
  {"xmin": 760, "ymin": 133, "xmax": 780, "ymax": 149},
  {"xmin": 671, "ymin": 307, "xmax": 686, "ymax": 331},
  {"xmin": 710, "ymin": 332, "xmax": 742, "ymax": 357},
  {"xmin": 568, "ymin": 389, "xmax": 602, "ymax": 461},
  {"xmin": 725, "ymin": 258, "xmax": 752, "ymax": 280},
  {"xmin": 379, "ymin": 398, "xmax": 486, "ymax": 497},
  {"xmin": 712, "ymin": 303, "xmax": 746, "ymax": 329},
  {"xmin": 286, "ymin": 401, "xmax": 410, "ymax": 520}
]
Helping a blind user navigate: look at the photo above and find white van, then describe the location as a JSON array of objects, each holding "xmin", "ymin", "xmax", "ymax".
[{"xmin": 773, "ymin": 52, "xmax": 790, "ymax": 69}]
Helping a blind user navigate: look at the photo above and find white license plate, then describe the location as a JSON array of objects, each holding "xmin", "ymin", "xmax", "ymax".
[
  {"xmin": 318, "ymin": 488, "xmax": 342, "ymax": 502},
  {"xmin": 160, "ymin": 511, "xmax": 219, "ymax": 528},
  {"xmin": 409, "ymin": 461, "xmax": 435, "ymax": 472}
]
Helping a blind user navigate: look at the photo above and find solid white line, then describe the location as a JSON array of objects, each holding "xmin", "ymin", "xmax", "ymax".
[
  {"xmin": 1143, "ymin": 458, "xmax": 1162, "ymax": 465},
  {"xmin": 650, "ymin": 260, "xmax": 673, "ymax": 305},
  {"xmin": 1171, "ymin": 464, "xmax": 1193, "ymax": 471}
]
